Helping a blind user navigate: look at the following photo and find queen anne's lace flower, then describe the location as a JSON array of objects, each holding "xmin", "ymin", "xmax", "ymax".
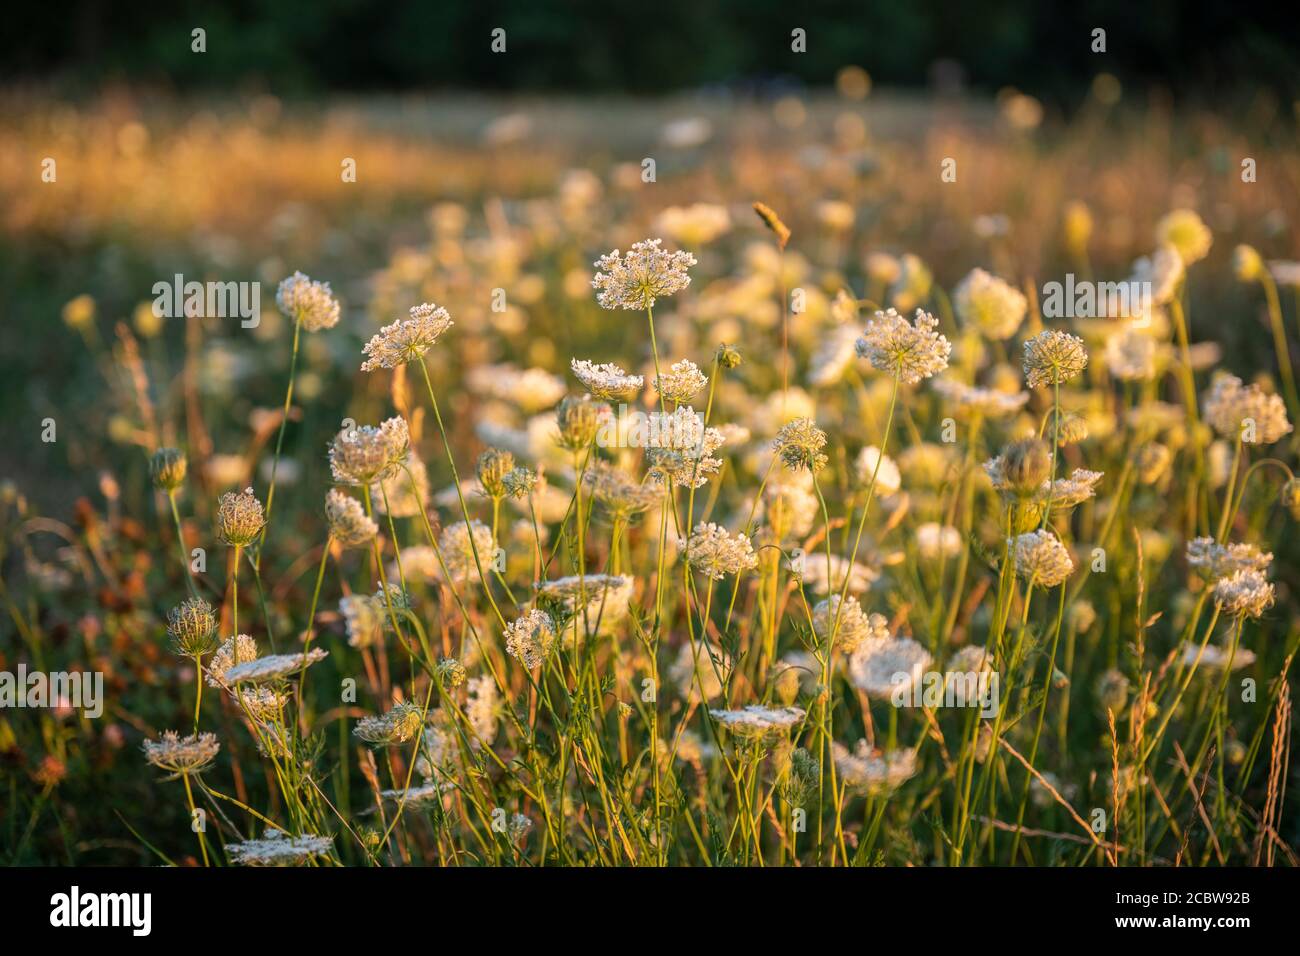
[
  {"xmin": 591, "ymin": 239, "xmax": 696, "ymax": 310},
  {"xmin": 931, "ymin": 377, "xmax": 1029, "ymax": 418},
  {"xmin": 812, "ymin": 594, "xmax": 889, "ymax": 654},
  {"xmin": 1202, "ymin": 373, "xmax": 1292, "ymax": 444},
  {"xmin": 328, "ymin": 418, "xmax": 410, "ymax": 486},
  {"xmin": 709, "ymin": 705, "xmax": 806, "ymax": 739},
  {"xmin": 772, "ymin": 418, "xmax": 828, "ymax": 473},
  {"xmin": 855, "ymin": 308, "xmax": 951, "ymax": 384},
  {"xmin": 215, "ymin": 487, "xmax": 265, "ymax": 546},
  {"xmin": 1023, "ymin": 330, "xmax": 1088, "ymax": 388},
  {"xmin": 669, "ymin": 641, "xmax": 732, "ymax": 701},
  {"xmin": 227, "ymin": 829, "xmax": 333, "ymax": 866},
  {"xmin": 361, "ymin": 303, "xmax": 453, "ymax": 371},
  {"xmin": 570, "ymin": 359, "xmax": 644, "ymax": 400},
  {"xmin": 537, "ymin": 574, "xmax": 634, "ymax": 636},
  {"xmin": 276, "ymin": 271, "xmax": 340, "ymax": 331},
  {"xmin": 644, "ymin": 406, "xmax": 726, "ymax": 488},
  {"xmin": 681, "ymin": 522, "xmax": 758, "ymax": 579},
  {"xmin": 207, "ymin": 634, "xmax": 258, "ymax": 687},
  {"xmin": 954, "ymin": 268, "xmax": 1027, "ymax": 340},
  {"xmin": 1212, "ymin": 569, "xmax": 1274, "ymax": 619},
  {"xmin": 166, "ymin": 597, "xmax": 218, "ymax": 657},
  {"xmin": 325, "ymin": 489, "xmax": 378, "ymax": 548},
  {"xmin": 1013, "ymin": 530, "xmax": 1074, "ymax": 587},
  {"xmin": 848, "ymin": 637, "xmax": 932, "ymax": 696},
  {"xmin": 354, "ymin": 702, "xmax": 425, "ymax": 745},
  {"xmin": 504, "ymin": 609, "xmax": 558, "ymax": 669},
  {"xmin": 654, "ymin": 359, "xmax": 708, "ymax": 404},
  {"xmin": 438, "ymin": 519, "xmax": 496, "ymax": 586},
  {"xmin": 833, "ymin": 741, "xmax": 918, "ymax": 793},
  {"xmin": 1185, "ymin": 536, "xmax": 1272, "ymax": 581},
  {"xmin": 223, "ymin": 648, "xmax": 329, "ymax": 685},
  {"xmin": 143, "ymin": 731, "xmax": 219, "ymax": 777}
]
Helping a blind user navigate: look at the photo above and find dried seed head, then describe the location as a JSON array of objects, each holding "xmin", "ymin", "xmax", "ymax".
[
  {"xmin": 215, "ymin": 487, "xmax": 265, "ymax": 546},
  {"xmin": 556, "ymin": 395, "xmax": 611, "ymax": 451},
  {"xmin": 436, "ymin": 658, "xmax": 467, "ymax": 688},
  {"xmin": 502, "ymin": 466, "xmax": 539, "ymax": 500},
  {"xmin": 149, "ymin": 447, "xmax": 187, "ymax": 491},
  {"xmin": 166, "ymin": 597, "xmax": 218, "ymax": 657},
  {"xmin": 476, "ymin": 448, "xmax": 515, "ymax": 499},
  {"xmin": 1280, "ymin": 477, "xmax": 1300, "ymax": 519},
  {"xmin": 1000, "ymin": 438, "xmax": 1052, "ymax": 494},
  {"xmin": 772, "ymin": 418, "xmax": 829, "ymax": 473},
  {"xmin": 716, "ymin": 343, "xmax": 743, "ymax": 369}
]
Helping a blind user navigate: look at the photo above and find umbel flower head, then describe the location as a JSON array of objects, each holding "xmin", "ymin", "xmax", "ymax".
[
  {"xmin": 583, "ymin": 461, "xmax": 660, "ymax": 518},
  {"xmin": 502, "ymin": 466, "xmax": 538, "ymax": 500},
  {"xmin": 276, "ymin": 271, "xmax": 341, "ymax": 332},
  {"xmin": 954, "ymin": 268, "xmax": 1027, "ymax": 340},
  {"xmin": 849, "ymin": 637, "xmax": 933, "ymax": 697},
  {"xmin": 227, "ymin": 828, "xmax": 333, "ymax": 867},
  {"xmin": 644, "ymin": 406, "xmax": 726, "ymax": 488},
  {"xmin": 556, "ymin": 394, "xmax": 613, "ymax": 451},
  {"xmin": 1013, "ymin": 529, "xmax": 1074, "ymax": 587},
  {"xmin": 328, "ymin": 417, "xmax": 410, "ymax": 486},
  {"xmin": 709, "ymin": 705, "xmax": 807, "ymax": 740},
  {"xmin": 1212, "ymin": 568, "xmax": 1274, "ymax": 619},
  {"xmin": 504, "ymin": 608, "xmax": 558, "ymax": 669},
  {"xmin": 1202, "ymin": 373, "xmax": 1292, "ymax": 445},
  {"xmin": 855, "ymin": 308, "xmax": 951, "ymax": 384},
  {"xmin": 591, "ymin": 238, "xmax": 697, "ymax": 310},
  {"xmin": 166, "ymin": 596, "xmax": 218, "ymax": 657},
  {"xmin": 142, "ymin": 731, "xmax": 219, "ymax": 778},
  {"xmin": 682, "ymin": 522, "xmax": 758, "ymax": 580},
  {"xmin": 476, "ymin": 448, "xmax": 515, "ymax": 499},
  {"xmin": 772, "ymin": 418, "xmax": 829, "ymax": 473},
  {"xmin": 215, "ymin": 487, "xmax": 265, "ymax": 546},
  {"xmin": 1023, "ymin": 329, "xmax": 1088, "ymax": 388},
  {"xmin": 654, "ymin": 359, "xmax": 708, "ymax": 404},
  {"xmin": 812, "ymin": 594, "xmax": 889, "ymax": 654},
  {"xmin": 207, "ymin": 634, "xmax": 257, "ymax": 687},
  {"xmin": 223, "ymin": 648, "xmax": 329, "ymax": 685},
  {"xmin": 1185, "ymin": 536, "xmax": 1272, "ymax": 581},
  {"xmin": 361, "ymin": 303, "xmax": 453, "ymax": 371},
  {"xmin": 833, "ymin": 741, "xmax": 918, "ymax": 794},
  {"xmin": 354, "ymin": 702, "xmax": 425, "ymax": 746},
  {"xmin": 149, "ymin": 447, "xmax": 187, "ymax": 491},
  {"xmin": 439, "ymin": 519, "xmax": 497, "ymax": 586},
  {"xmin": 341, "ymin": 594, "xmax": 383, "ymax": 649},
  {"xmin": 325, "ymin": 489, "xmax": 378, "ymax": 549},
  {"xmin": 570, "ymin": 359, "xmax": 644, "ymax": 400}
]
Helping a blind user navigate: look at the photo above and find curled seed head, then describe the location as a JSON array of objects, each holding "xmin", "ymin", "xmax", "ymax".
[{"xmin": 149, "ymin": 447, "xmax": 188, "ymax": 491}]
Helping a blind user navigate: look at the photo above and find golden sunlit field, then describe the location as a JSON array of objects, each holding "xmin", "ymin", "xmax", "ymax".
[{"xmin": 2, "ymin": 81, "xmax": 1298, "ymax": 867}]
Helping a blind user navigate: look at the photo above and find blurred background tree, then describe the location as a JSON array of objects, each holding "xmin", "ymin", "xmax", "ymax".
[{"xmin": 6, "ymin": 0, "xmax": 1299, "ymax": 104}]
